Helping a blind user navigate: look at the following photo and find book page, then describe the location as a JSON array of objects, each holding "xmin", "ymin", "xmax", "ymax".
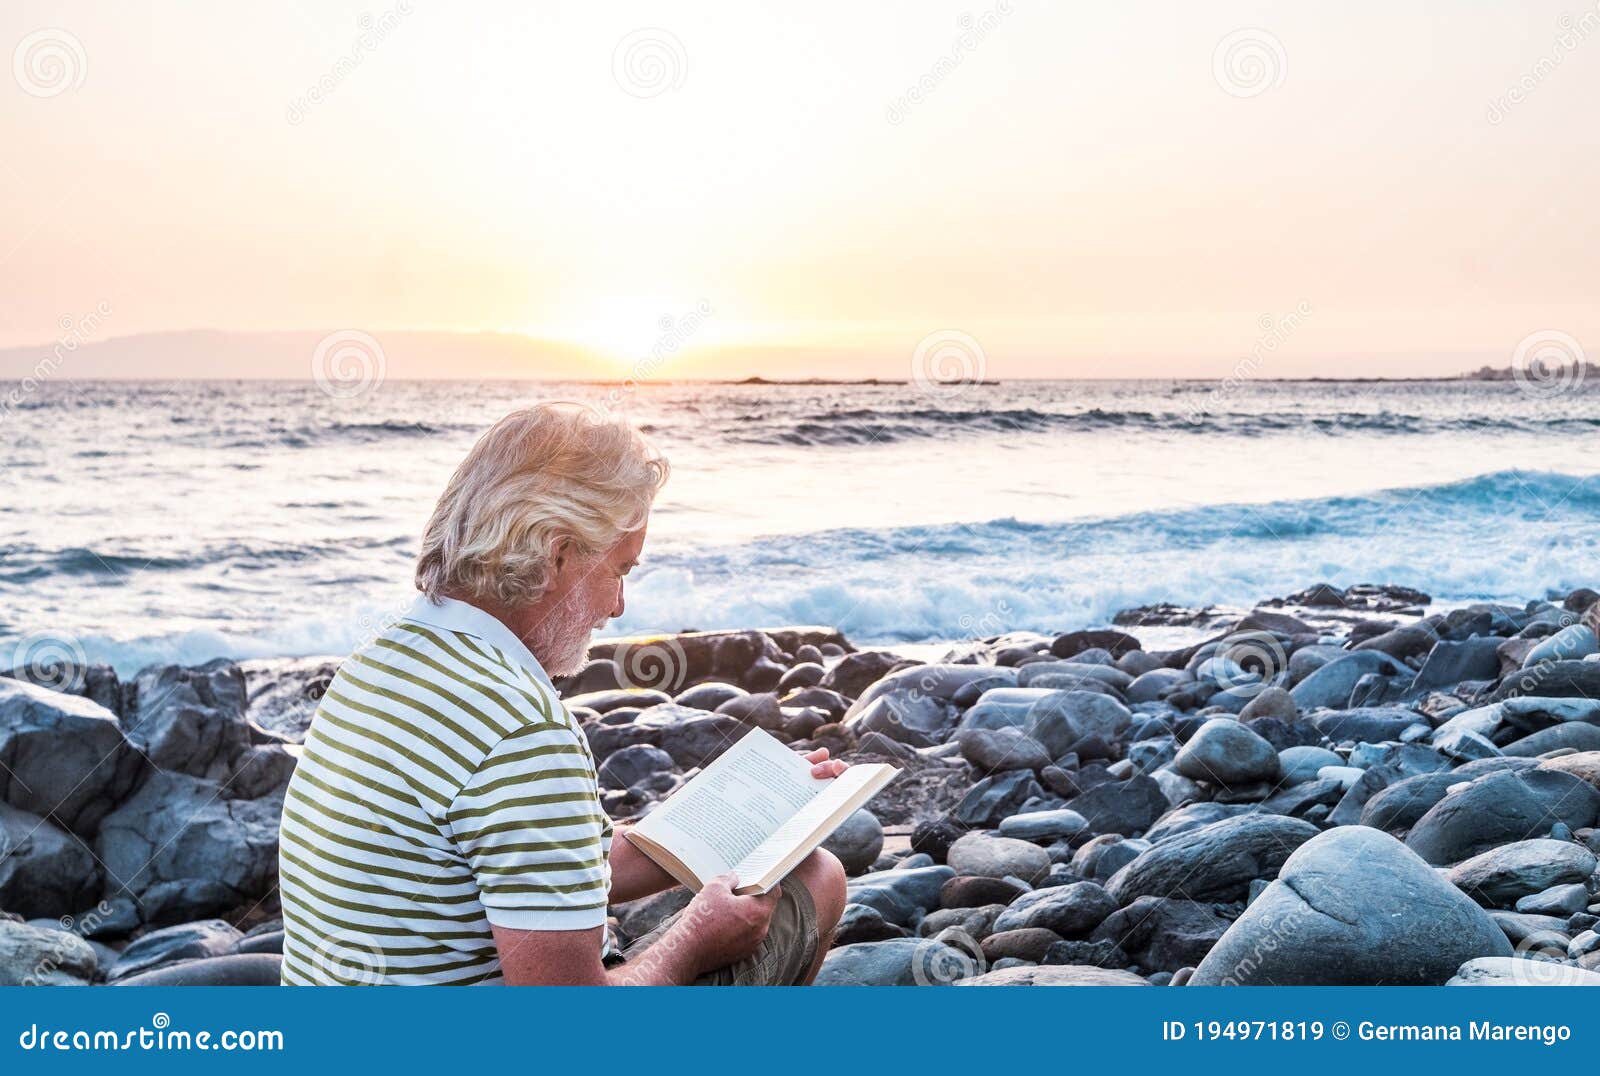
[
  {"xmin": 732, "ymin": 764, "xmax": 883, "ymax": 886},
  {"xmin": 630, "ymin": 728, "xmax": 827, "ymax": 883}
]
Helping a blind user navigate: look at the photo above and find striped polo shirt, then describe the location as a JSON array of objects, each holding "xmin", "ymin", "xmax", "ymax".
[{"xmin": 278, "ymin": 595, "xmax": 613, "ymax": 985}]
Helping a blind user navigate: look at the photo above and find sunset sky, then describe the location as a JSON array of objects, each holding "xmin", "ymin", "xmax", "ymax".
[{"xmin": 3, "ymin": 1, "xmax": 1597, "ymax": 378}]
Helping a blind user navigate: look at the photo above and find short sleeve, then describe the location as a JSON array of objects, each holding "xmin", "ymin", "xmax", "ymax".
[{"xmin": 446, "ymin": 723, "xmax": 612, "ymax": 931}]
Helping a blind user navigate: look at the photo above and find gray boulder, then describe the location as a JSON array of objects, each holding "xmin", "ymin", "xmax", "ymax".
[
  {"xmin": 123, "ymin": 660, "xmax": 254, "ymax": 778},
  {"xmin": 1446, "ymin": 839, "xmax": 1598, "ymax": 907},
  {"xmin": 1173, "ymin": 719, "xmax": 1279, "ymax": 786},
  {"xmin": 240, "ymin": 656, "xmax": 339, "ymax": 742},
  {"xmin": 1405, "ymin": 768, "xmax": 1600, "ymax": 865},
  {"xmin": 1090, "ymin": 896, "xmax": 1235, "ymax": 972},
  {"xmin": 1106, "ymin": 814, "xmax": 1319, "ymax": 905},
  {"xmin": 951, "ymin": 771, "xmax": 1043, "ymax": 827},
  {"xmin": 956, "ymin": 727, "xmax": 1051, "ymax": 774},
  {"xmin": 95, "ymin": 771, "xmax": 282, "ymax": 925},
  {"xmin": 991, "ymin": 882, "xmax": 1117, "ymax": 937},
  {"xmin": 1447, "ymin": 957, "xmax": 1600, "ymax": 986},
  {"xmin": 954, "ymin": 964, "xmax": 1147, "ymax": 985},
  {"xmin": 0, "ymin": 802, "xmax": 101, "ymax": 917},
  {"xmin": 0, "ymin": 920, "xmax": 97, "ymax": 985},
  {"xmin": 821, "ymin": 808, "xmax": 884, "ymax": 875},
  {"xmin": 1278, "ymin": 745, "xmax": 1344, "ymax": 785},
  {"xmin": 1190, "ymin": 827, "xmax": 1512, "ymax": 985},
  {"xmin": 844, "ymin": 865, "xmax": 955, "ymax": 927},
  {"xmin": 1025, "ymin": 691, "xmax": 1133, "ymax": 757},
  {"xmin": 946, "ymin": 832, "xmax": 1051, "ymax": 885},
  {"xmin": 1290, "ymin": 652, "xmax": 1407, "ymax": 710},
  {"xmin": 109, "ymin": 953, "xmax": 282, "ymax": 985},
  {"xmin": 1065, "ymin": 774, "xmax": 1169, "ymax": 837},
  {"xmin": 998, "ymin": 808, "xmax": 1088, "ymax": 843},
  {"xmin": 105, "ymin": 919, "xmax": 243, "ymax": 982},
  {"xmin": 596, "ymin": 744, "xmax": 675, "ymax": 789},
  {"xmin": 0, "ymin": 678, "xmax": 143, "ymax": 834},
  {"xmin": 816, "ymin": 937, "xmax": 967, "ymax": 985},
  {"xmin": 846, "ymin": 691, "xmax": 956, "ymax": 748}
]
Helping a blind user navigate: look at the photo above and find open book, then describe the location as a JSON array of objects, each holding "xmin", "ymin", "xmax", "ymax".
[{"xmin": 624, "ymin": 727, "xmax": 899, "ymax": 895}]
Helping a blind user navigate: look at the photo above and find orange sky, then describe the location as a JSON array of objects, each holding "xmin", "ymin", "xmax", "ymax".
[{"xmin": 3, "ymin": 1, "xmax": 1597, "ymax": 379}]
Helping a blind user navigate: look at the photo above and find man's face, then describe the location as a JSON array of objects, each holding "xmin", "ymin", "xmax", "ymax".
[{"xmin": 525, "ymin": 523, "xmax": 647, "ymax": 677}]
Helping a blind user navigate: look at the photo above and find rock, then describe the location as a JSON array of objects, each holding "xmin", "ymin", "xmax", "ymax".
[
  {"xmin": 1290, "ymin": 652, "xmax": 1407, "ymax": 711},
  {"xmin": 1492, "ymin": 660, "xmax": 1600, "ymax": 703},
  {"xmin": 846, "ymin": 691, "xmax": 955, "ymax": 748},
  {"xmin": 1090, "ymin": 896, "xmax": 1235, "ymax": 973},
  {"xmin": 1446, "ymin": 840, "xmax": 1598, "ymax": 907},
  {"xmin": 227, "ymin": 744, "xmax": 299, "ymax": 800},
  {"xmin": 1127, "ymin": 669, "xmax": 1186, "ymax": 704},
  {"xmin": 95, "ymin": 771, "xmax": 282, "ymax": 925},
  {"xmin": 1524, "ymin": 624, "xmax": 1600, "ymax": 666},
  {"xmin": 0, "ymin": 802, "xmax": 101, "ymax": 917},
  {"xmin": 565, "ymin": 687, "xmax": 673, "ymax": 714},
  {"xmin": 1311, "ymin": 706, "xmax": 1421, "ymax": 744},
  {"xmin": 0, "ymin": 678, "xmax": 143, "ymax": 834},
  {"xmin": 239, "ymin": 656, "xmax": 339, "ymax": 742},
  {"xmin": 1173, "ymin": 719, "xmax": 1279, "ymax": 786},
  {"xmin": 1541, "ymin": 751, "xmax": 1600, "ymax": 791},
  {"xmin": 955, "ymin": 963, "xmax": 1148, "ymax": 985},
  {"xmin": 673, "ymin": 682, "xmax": 747, "ymax": 711},
  {"xmin": 821, "ymin": 809, "xmax": 883, "ymax": 875},
  {"xmin": 597, "ymin": 744, "xmax": 675, "ymax": 790},
  {"xmin": 105, "ymin": 919, "xmax": 242, "ymax": 982},
  {"xmin": 1278, "ymin": 746, "xmax": 1344, "ymax": 786},
  {"xmin": 819, "ymin": 651, "xmax": 914, "ymax": 700},
  {"xmin": 236, "ymin": 930, "xmax": 284, "ymax": 955},
  {"xmin": 1516, "ymin": 883, "xmax": 1590, "ymax": 917},
  {"xmin": 1064, "ymin": 774, "xmax": 1169, "ymax": 837},
  {"xmin": 1143, "ymin": 802, "xmax": 1254, "ymax": 843},
  {"xmin": 1190, "ymin": 827, "xmax": 1512, "ymax": 985},
  {"xmin": 947, "ymin": 832, "xmax": 1051, "ymax": 885},
  {"xmin": 4, "ymin": 658, "xmax": 122, "ymax": 715},
  {"xmin": 0, "ymin": 920, "xmax": 97, "ymax": 985},
  {"xmin": 980, "ymin": 927, "xmax": 1062, "ymax": 962},
  {"xmin": 614, "ymin": 887, "xmax": 693, "ymax": 944},
  {"xmin": 108, "ymin": 953, "xmax": 281, "ymax": 985},
  {"xmin": 844, "ymin": 865, "xmax": 954, "ymax": 927},
  {"xmin": 1359, "ymin": 771, "xmax": 1468, "ymax": 834},
  {"xmin": 1106, "ymin": 814, "xmax": 1319, "ymax": 905},
  {"xmin": 956, "ymin": 727, "xmax": 1051, "ymax": 774},
  {"xmin": 1502, "ymin": 723, "xmax": 1600, "ymax": 757},
  {"xmin": 816, "ymin": 938, "xmax": 961, "ymax": 986},
  {"xmin": 1447, "ymin": 956, "xmax": 1600, "ymax": 986},
  {"xmin": 1024, "ymin": 692, "xmax": 1133, "ymax": 757},
  {"xmin": 123, "ymin": 660, "xmax": 256, "ymax": 779},
  {"xmin": 909, "ymin": 818, "xmax": 966, "ymax": 863},
  {"xmin": 833, "ymin": 903, "xmax": 906, "ymax": 945},
  {"xmin": 1239, "ymin": 686, "xmax": 1297, "ymax": 721},
  {"xmin": 998, "ymin": 809, "xmax": 1089, "ymax": 843},
  {"xmin": 917, "ymin": 904, "xmax": 1003, "ymax": 941},
  {"xmin": 1410, "ymin": 637, "xmax": 1504, "ymax": 692},
  {"xmin": 1051, "ymin": 630, "xmax": 1140, "ymax": 660},
  {"xmin": 643, "ymin": 708, "xmax": 744, "ymax": 770},
  {"xmin": 950, "ymin": 771, "xmax": 1043, "ymax": 827},
  {"xmin": 1434, "ymin": 726, "xmax": 1501, "ymax": 762},
  {"xmin": 939, "ymin": 875, "xmax": 1029, "ymax": 909},
  {"xmin": 1258, "ymin": 778, "xmax": 1344, "ymax": 818},
  {"xmin": 1405, "ymin": 769, "xmax": 1600, "ymax": 865},
  {"xmin": 991, "ymin": 882, "xmax": 1117, "ymax": 937}
]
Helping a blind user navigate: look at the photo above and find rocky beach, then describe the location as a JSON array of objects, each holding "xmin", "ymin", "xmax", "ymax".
[{"xmin": 4, "ymin": 582, "xmax": 1600, "ymax": 986}]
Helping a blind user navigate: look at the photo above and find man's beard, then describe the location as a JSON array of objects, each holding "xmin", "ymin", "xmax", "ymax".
[{"xmin": 527, "ymin": 596, "xmax": 602, "ymax": 678}]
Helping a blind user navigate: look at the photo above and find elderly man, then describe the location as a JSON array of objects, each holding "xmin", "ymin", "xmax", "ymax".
[{"xmin": 278, "ymin": 403, "xmax": 846, "ymax": 985}]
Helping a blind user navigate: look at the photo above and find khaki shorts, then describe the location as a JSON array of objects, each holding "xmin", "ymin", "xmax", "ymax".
[{"xmin": 616, "ymin": 883, "xmax": 818, "ymax": 986}]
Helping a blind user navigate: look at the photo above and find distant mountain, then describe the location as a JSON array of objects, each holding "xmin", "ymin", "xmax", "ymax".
[
  {"xmin": 1460, "ymin": 362, "xmax": 1600, "ymax": 381},
  {"xmin": 0, "ymin": 329, "xmax": 616, "ymax": 381}
]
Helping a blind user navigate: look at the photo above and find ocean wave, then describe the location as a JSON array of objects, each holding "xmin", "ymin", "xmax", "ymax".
[{"xmin": 719, "ymin": 406, "xmax": 1600, "ymax": 446}]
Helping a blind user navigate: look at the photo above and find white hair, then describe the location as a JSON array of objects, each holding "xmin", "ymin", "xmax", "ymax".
[{"xmin": 416, "ymin": 403, "xmax": 668, "ymax": 606}]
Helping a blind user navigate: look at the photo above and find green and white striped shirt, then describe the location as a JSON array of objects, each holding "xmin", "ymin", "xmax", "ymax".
[{"xmin": 278, "ymin": 595, "xmax": 613, "ymax": 985}]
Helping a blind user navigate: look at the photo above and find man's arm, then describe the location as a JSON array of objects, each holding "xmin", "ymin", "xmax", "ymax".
[
  {"xmin": 493, "ymin": 874, "xmax": 781, "ymax": 985},
  {"xmin": 606, "ymin": 827, "xmax": 680, "ymax": 904}
]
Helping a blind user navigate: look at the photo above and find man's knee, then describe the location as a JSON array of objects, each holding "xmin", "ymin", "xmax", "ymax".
[{"xmin": 794, "ymin": 848, "xmax": 846, "ymax": 933}]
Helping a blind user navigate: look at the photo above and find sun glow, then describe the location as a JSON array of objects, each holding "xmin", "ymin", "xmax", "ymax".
[{"xmin": 544, "ymin": 295, "xmax": 711, "ymax": 369}]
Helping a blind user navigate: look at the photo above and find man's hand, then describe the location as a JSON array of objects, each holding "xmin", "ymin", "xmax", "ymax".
[
  {"xmin": 804, "ymin": 746, "xmax": 848, "ymax": 779},
  {"xmin": 672, "ymin": 872, "xmax": 783, "ymax": 974}
]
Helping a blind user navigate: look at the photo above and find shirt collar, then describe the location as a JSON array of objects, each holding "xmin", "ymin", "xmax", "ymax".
[{"xmin": 400, "ymin": 593, "xmax": 558, "ymax": 693}]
